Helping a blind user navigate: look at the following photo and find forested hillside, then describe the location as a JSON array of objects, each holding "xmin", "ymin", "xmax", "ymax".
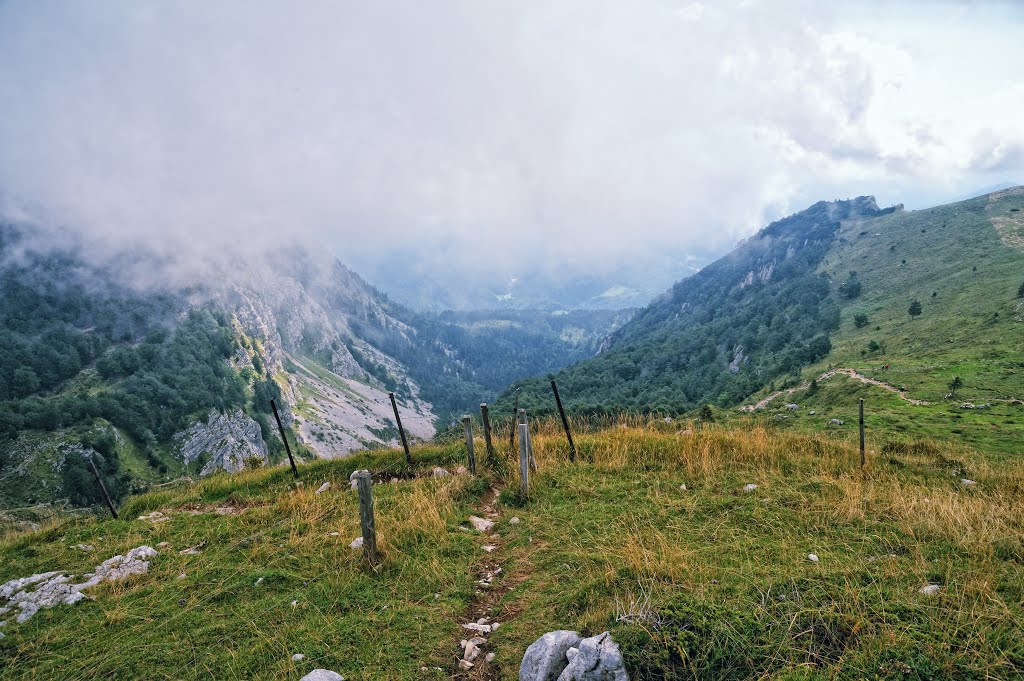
[
  {"xmin": 0, "ymin": 225, "xmax": 626, "ymax": 511},
  {"xmin": 501, "ymin": 197, "xmax": 895, "ymax": 414}
]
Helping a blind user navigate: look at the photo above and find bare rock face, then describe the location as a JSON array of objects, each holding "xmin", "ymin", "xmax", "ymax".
[
  {"xmin": 557, "ymin": 632, "xmax": 628, "ymax": 681},
  {"xmin": 175, "ymin": 409, "xmax": 268, "ymax": 476}
]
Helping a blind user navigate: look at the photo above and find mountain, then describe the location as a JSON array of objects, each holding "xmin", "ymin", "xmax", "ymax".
[
  {"xmin": 500, "ymin": 188, "xmax": 1024, "ymax": 454},
  {"xmin": 0, "ymin": 228, "xmax": 625, "ymax": 511}
]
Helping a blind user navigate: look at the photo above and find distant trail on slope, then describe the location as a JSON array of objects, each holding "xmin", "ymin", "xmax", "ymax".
[{"xmin": 740, "ymin": 368, "xmax": 930, "ymax": 412}]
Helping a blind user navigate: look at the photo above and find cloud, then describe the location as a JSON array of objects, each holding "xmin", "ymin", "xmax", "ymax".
[{"xmin": 0, "ymin": 0, "xmax": 1021, "ymax": 294}]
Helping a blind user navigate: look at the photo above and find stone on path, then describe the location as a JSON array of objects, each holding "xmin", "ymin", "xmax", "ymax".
[
  {"xmin": 519, "ymin": 630, "xmax": 583, "ymax": 681},
  {"xmin": 469, "ymin": 516, "xmax": 495, "ymax": 532}
]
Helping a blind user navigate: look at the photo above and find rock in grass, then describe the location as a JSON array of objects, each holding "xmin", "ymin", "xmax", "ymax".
[
  {"xmin": 555, "ymin": 632, "xmax": 628, "ymax": 681},
  {"xmin": 679, "ymin": 484, "xmax": 688, "ymax": 491},
  {"xmin": 431, "ymin": 467, "xmax": 450, "ymax": 478},
  {"xmin": 960, "ymin": 479, "xmax": 977, "ymax": 487},
  {"xmin": 349, "ymin": 469, "xmax": 368, "ymax": 481},
  {"xmin": 350, "ymin": 537, "xmax": 363, "ymax": 550},
  {"xmin": 300, "ymin": 671, "xmax": 344, "ymax": 681},
  {"xmin": 509, "ymin": 517, "xmax": 521, "ymax": 525},
  {"xmin": 315, "ymin": 482, "xmax": 331, "ymax": 494},
  {"xmin": 291, "ymin": 653, "xmax": 306, "ymax": 662},
  {"xmin": 808, "ymin": 553, "xmax": 819, "ymax": 563},
  {"xmin": 469, "ymin": 516, "xmax": 495, "ymax": 532},
  {"xmin": 743, "ymin": 484, "xmax": 758, "ymax": 492},
  {"xmin": 830, "ymin": 419, "xmax": 844, "ymax": 425},
  {"xmin": 919, "ymin": 584, "xmax": 941, "ymax": 596},
  {"xmin": 520, "ymin": 630, "xmax": 582, "ymax": 681}
]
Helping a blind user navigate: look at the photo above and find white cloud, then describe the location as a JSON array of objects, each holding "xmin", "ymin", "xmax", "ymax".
[{"xmin": 0, "ymin": 0, "xmax": 1020, "ymax": 291}]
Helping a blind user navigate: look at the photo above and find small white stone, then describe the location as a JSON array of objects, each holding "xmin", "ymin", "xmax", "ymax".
[
  {"xmin": 960, "ymin": 479, "xmax": 976, "ymax": 487},
  {"xmin": 808, "ymin": 553, "xmax": 819, "ymax": 563},
  {"xmin": 485, "ymin": 652, "xmax": 495, "ymax": 662},
  {"xmin": 350, "ymin": 537, "xmax": 364, "ymax": 550},
  {"xmin": 461, "ymin": 622, "xmax": 491, "ymax": 633},
  {"xmin": 482, "ymin": 545, "xmax": 497, "ymax": 552},
  {"xmin": 315, "ymin": 482, "xmax": 331, "ymax": 495},
  {"xmin": 291, "ymin": 600, "xmax": 298, "ymax": 608},
  {"xmin": 919, "ymin": 584, "xmax": 941, "ymax": 596},
  {"xmin": 292, "ymin": 653, "xmax": 306, "ymax": 662},
  {"xmin": 469, "ymin": 516, "xmax": 495, "ymax": 532},
  {"xmin": 679, "ymin": 484, "xmax": 688, "ymax": 491},
  {"xmin": 455, "ymin": 466, "xmax": 469, "ymax": 475},
  {"xmin": 490, "ymin": 621, "xmax": 500, "ymax": 631},
  {"xmin": 509, "ymin": 517, "xmax": 520, "ymax": 525},
  {"xmin": 458, "ymin": 659, "xmax": 474, "ymax": 670},
  {"xmin": 743, "ymin": 483, "xmax": 758, "ymax": 492},
  {"xmin": 177, "ymin": 573, "xmax": 187, "ymax": 580},
  {"xmin": 254, "ymin": 577, "xmax": 264, "ymax": 587},
  {"xmin": 431, "ymin": 467, "xmax": 450, "ymax": 478}
]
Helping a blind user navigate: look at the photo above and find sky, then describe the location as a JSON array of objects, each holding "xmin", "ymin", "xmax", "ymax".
[{"xmin": 0, "ymin": 1, "xmax": 1021, "ymax": 302}]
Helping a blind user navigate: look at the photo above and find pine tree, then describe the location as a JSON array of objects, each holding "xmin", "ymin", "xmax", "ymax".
[{"xmin": 908, "ymin": 299, "xmax": 922, "ymax": 320}]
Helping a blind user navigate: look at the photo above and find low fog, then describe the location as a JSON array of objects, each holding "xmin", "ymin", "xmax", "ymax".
[{"xmin": 0, "ymin": 1, "xmax": 1021, "ymax": 299}]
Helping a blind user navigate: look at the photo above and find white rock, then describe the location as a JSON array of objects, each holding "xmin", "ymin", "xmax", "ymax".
[
  {"xmin": 469, "ymin": 516, "xmax": 495, "ymax": 532},
  {"xmin": 456, "ymin": 466, "xmax": 469, "ymax": 475},
  {"xmin": 808, "ymin": 553, "xmax": 819, "ymax": 563},
  {"xmin": 177, "ymin": 573, "xmax": 187, "ymax": 580},
  {"xmin": 350, "ymin": 480, "xmax": 358, "ymax": 490},
  {"xmin": 431, "ymin": 467, "xmax": 450, "ymax": 477},
  {"xmin": 350, "ymin": 537, "xmax": 364, "ymax": 550},
  {"xmin": 960, "ymin": 479, "xmax": 977, "ymax": 487},
  {"xmin": 292, "ymin": 654, "xmax": 306, "ymax": 662},
  {"xmin": 315, "ymin": 482, "xmax": 331, "ymax": 494},
  {"xmin": 462, "ymin": 622, "xmax": 491, "ymax": 633},
  {"xmin": 254, "ymin": 577, "xmax": 264, "ymax": 586},
  {"xmin": 491, "ymin": 622, "xmax": 501, "ymax": 631},
  {"xmin": 509, "ymin": 517, "xmax": 521, "ymax": 525},
  {"xmin": 459, "ymin": 659, "xmax": 474, "ymax": 670},
  {"xmin": 679, "ymin": 484, "xmax": 688, "ymax": 491},
  {"xmin": 919, "ymin": 584, "xmax": 941, "ymax": 596},
  {"xmin": 485, "ymin": 652, "xmax": 495, "ymax": 663},
  {"xmin": 72, "ymin": 544, "xmax": 95, "ymax": 552},
  {"xmin": 482, "ymin": 545, "xmax": 498, "ymax": 553},
  {"xmin": 0, "ymin": 546, "xmax": 157, "ymax": 624},
  {"xmin": 519, "ymin": 630, "xmax": 583, "ymax": 681},
  {"xmin": 555, "ymin": 631, "xmax": 628, "ymax": 680},
  {"xmin": 299, "ymin": 671, "xmax": 344, "ymax": 681},
  {"xmin": 291, "ymin": 600, "xmax": 298, "ymax": 608},
  {"xmin": 464, "ymin": 640, "xmax": 480, "ymax": 661},
  {"xmin": 743, "ymin": 484, "xmax": 758, "ymax": 492}
]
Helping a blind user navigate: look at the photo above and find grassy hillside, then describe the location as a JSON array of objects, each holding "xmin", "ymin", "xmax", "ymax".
[
  {"xmin": 499, "ymin": 188, "xmax": 1024, "ymax": 455},
  {"xmin": 741, "ymin": 187, "xmax": 1024, "ymax": 454},
  {"xmin": 2, "ymin": 418, "xmax": 1021, "ymax": 679}
]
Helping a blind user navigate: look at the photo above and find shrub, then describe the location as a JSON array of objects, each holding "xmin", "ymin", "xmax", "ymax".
[{"xmin": 853, "ymin": 313, "xmax": 868, "ymax": 328}]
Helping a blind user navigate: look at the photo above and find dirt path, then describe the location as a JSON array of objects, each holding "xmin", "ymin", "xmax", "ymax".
[
  {"xmin": 451, "ymin": 485, "xmax": 530, "ymax": 679},
  {"xmin": 740, "ymin": 367, "xmax": 930, "ymax": 412}
]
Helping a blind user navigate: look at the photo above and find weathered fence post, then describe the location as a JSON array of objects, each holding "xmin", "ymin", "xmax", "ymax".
[
  {"xmin": 389, "ymin": 392, "xmax": 412, "ymax": 465},
  {"xmin": 86, "ymin": 454, "xmax": 118, "ymax": 519},
  {"xmin": 355, "ymin": 470, "xmax": 379, "ymax": 564},
  {"xmin": 519, "ymin": 408, "xmax": 537, "ymax": 472},
  {"xmin": 462, "ymin": 415, "xmax": 476, "ymax": 475},
  {"xmin": 509, "ymin": 388, "xmax": 521, "ymax": 456},
  {"xmin": 270, "ymin": 398, "xmax": 299, "ymax": 479},
  {"xmin": 480, "ymin": 403, "xmax": 494, "ymax": 463},
  {"xmin": 550, "ymin": 380, "xmax": 577, "ymax": 462},
  {"xmin": 859, "ymin": 398, "xmax": 866, "ymax": 468},
  {"xmin": 519, "ymin": 422, "xmax": 530, "ymax": 499}
]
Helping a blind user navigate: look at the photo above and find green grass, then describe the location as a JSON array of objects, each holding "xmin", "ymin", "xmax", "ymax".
[{"xmin": 3, "ymin": 422, "xmax": 1022, "ymax": 679}]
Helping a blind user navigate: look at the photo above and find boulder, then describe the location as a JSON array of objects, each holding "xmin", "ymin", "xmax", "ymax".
[
  {"xmin": 830, "ymin": 419, "xmax": 844, "ymax": 425},
  {"xmin": 556, "ymin": 632, "xmax": 628, "ymax": 681},
  {"xmin": 432, "ymin": 467, "xmax": 450, "ymax": 477},
  {"xmin": 174, "ymin": 409, "xmax": 268, "ymax": 475},
  {"xmin": 520, "ymin": 630, "xmax": 583, "ymax": 680},
  {"xmin": 300, "ymin": 671, "xmax": 344, "ymax": 681}
]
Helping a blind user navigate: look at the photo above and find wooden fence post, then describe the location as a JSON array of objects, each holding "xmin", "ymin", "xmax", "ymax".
[
  {"xmin": 519, "ymin": 408, "xmax": 537, "ymax": 472},
  {"xmin": 519, "ymin": 422, "xmax": 530, "ymax": 499},
  {"xmin": 86, "ymin": 454, "xmax": 118, "ymax": 519},
  {"xmin": 463, "ymin": 416, "xmax": 476, "ymax": 475},
  {"xmin": 859, "ymin": 398, "xmax": 866, "ymax": 468},
  {"xmin": 355, "ymin": 470, "xmax": 379, "ymax": 564},
  {"xmin": 480, "ymin": 403, "xmax": 494, "ymax": 464},
  {"xmin": 389, "ymin": 392, "xmax": 413, "ymax": 465},
  {"xmin": 550, "ymin": 380, "xmax": 577, "ymax": 462},
  {"xmin": 270, "ymin": 398, "xmax": 299, "ymax": 479}
]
